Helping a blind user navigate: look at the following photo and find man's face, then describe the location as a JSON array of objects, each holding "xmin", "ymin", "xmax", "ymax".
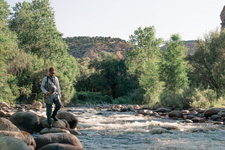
[{"xmin": 49, "ymin": 71, "xmax": 55, "ymax": 77}]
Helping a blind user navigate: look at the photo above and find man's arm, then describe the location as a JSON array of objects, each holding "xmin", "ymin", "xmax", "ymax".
[
  {"xmin": 41, "ymin": 76, "xmax": 48, "ymax": 94},
  {"xmin": 55, "ymin": 77, "xmax": 61, "ymax": 98}
]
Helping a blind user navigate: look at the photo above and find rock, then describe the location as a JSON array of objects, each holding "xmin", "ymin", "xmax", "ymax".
[
  {"xmin": 34, "ymin": 133, "xmax": 83, "ymax": 150},
  {"xmin": 204, "ymin": 108, "xmax": 220, "ymax": 118},
  {"xmin": 3, "ymin": 112, "xmax": 14, "ymax": 118},
  {"xmin": 31, "ymin": 101, "xmax": 42, "ymax": 110},
  {"xmin": 141, "ymin": 105, "xmax": 150, "ymax": 109},
  {"xmin": 56, "ymin": 111, "xmax": 79, "ymax": 129},
  {"xmin": 181, "ymin": 110, "xmax": 190, "ymax": 114},
  {"xmin": 21, "ymin": 131, "xmax": 36, "ymax": 150},
  {"xmin": 40, "ymin": 128, "xmax": 70, "ymax": 134},
  {"xmin": 1, "ymin": 102, "xmax": 10, "ymax": 108},
  {"xmin": 182, "ymin": 119, "xmax": 193, "ymax": 123},
  {"xmin": 38, "ymin": 143, "xmax": 85, "ymax": 150},
  {"xmin": 191, "ymin": 117, "xmax": 205, "ymax": 123},
  {"xmin": 127, "ymin": 106, "xmax": 135, "ymax": 112},
  {"xmin": 168, "ymin": 110, "xmax": 182, "ymax": 118},
  {"xmin": 210, "ymin": 115, "xmax": 221, "ymax": 121},
  {"xmin": 149, "ymin": 128, "xmax": 171, "ymax": 134},
  {"xmin": 0, "ymin": 130, "xmax": 25, "ymax": 140},
  {"xmin": 138, "ymin": 110, "xmax": 154, "ymax": 115},
  {"xmin": 0, "ymin": 110, "xmax": 6, "ymax": 117},
  {"xmin": 0, "ymin": 117, "xmax": 21, "ymax": 132},
  {"xmin": 61, "ymin": 119, "xmax": 70, "ymax": 128},
  {"xmin": 0, "ymin": 136, "xmax": 31, "ymax": 150},
  {"xmin": 67, "ymin": 128, "xmax": 82, "ymax": 136},
  {"xmin": 40, "ymin": 119, "xmax": 67, "ymax": 129},
  {"xmin": 218, "ymin": 110, "xmax": 225, "ymax": 117},
  {"xmin": 9, "ymin": 112, "xmax": 39, "ymax": 133},
  {"xmin": 155, "ymin": 107, "xmax": 171, "ymax": 113},
  {"xmin": 28, "ymin": 110, "xmax": 42, "ymax": 117}
]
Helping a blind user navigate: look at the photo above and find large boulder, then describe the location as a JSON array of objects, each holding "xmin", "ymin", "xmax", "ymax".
[
  {"xmin": 9, "ymin": 112, "xmax": 39, "ymax": 133},
  {"xmin": 21, "ymin": 131, "xmax": 36, "ymax": 150},
  {"xmin": 168, "ymin": 110, "xmax": 182, "ymax": 118},
  {"xmin": 56, "ymin": 111, "xmax": 78, "ymax": 129},
  {"xmin": 0, "ymin": 117, "xmax": 21, "ymax": 132},
  {"xmin": 34, "ymin": 133, "xmax": 83, "ymax": 150},
  {"xmin": 40, "ymin": 128, "xmax": 70, "ymax": 134},
  {"xmin": 40, "ymin": 119, "xmax": 67, "ymax": 129},
  {"xmin": 38, "ymin": 143, "xmax": 85, "ymax": 150},
  {"xmin": 0, "ymin": 136, "xmax": 31, "ymax": 150},
  {"xmin": 204, "ymin": 108, "xmax": 220, "ymax": 118}
]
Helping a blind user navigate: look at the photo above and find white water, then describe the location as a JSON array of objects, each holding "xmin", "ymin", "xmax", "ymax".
[{"xmin": 65, "ymin": 107, "xmax": 225, "ymax": 150}]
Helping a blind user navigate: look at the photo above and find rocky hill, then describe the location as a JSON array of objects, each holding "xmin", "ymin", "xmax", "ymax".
[
  {"xmin": 64, "ymin": 36, "xmax": 196, "ymax": 59},
  {"xmin": 64, "ymin": 36, "xmax": 133, "ymax": 59}
]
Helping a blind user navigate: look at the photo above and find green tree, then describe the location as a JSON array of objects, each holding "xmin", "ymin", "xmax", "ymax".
[
  {"xmin": 127, "ymin": 26, "xmax": 164, "ymax": 105},
  {"xmin": 160, "ymin": 34, "xmax": 189, "ymax": 91},
  {"xmin": 0, "ymin": 0, "xmax": 19, "ymax": 102},
  {"xmin": 187, "ymin": 29, "xmax": 225, "ymax": 94},
  {"xmin": 9, "ymin": 0, "xmax": 66, "ymax": 60}
]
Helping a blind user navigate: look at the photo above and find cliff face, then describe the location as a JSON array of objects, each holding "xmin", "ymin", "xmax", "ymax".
[
  {"xmin": 64, "ymin": 36, "xmax": 197, "ymax": 59},
  {"xmin": 64, "ymin": 36, "xmax": 133, "ymax": 59},
  {"xmin": 221, "ymin": 6, "xmax": 225, "ymax": 31}
]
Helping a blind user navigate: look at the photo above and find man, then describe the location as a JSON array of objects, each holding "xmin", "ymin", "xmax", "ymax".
[{"xmin": 41, "ymin": 67, "xmax": 61, "ymax": 128}]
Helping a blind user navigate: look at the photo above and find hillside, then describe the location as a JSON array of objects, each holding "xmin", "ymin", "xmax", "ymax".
[
  {"xmin": 64, "ymin": 36, "xmax": 133, "ymax": 59},
  {"xmin": 64, "ymin": 36, "xmax": 196, "ymax": 59}
]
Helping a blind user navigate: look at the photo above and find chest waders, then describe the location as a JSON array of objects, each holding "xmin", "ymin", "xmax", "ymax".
[{"xmin": 44, "ymin": 76, "xmax": 61, "ymax": 127}]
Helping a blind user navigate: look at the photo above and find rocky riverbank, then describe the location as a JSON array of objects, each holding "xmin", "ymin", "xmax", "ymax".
[{"xmin": 0, "ymin": 102, "xmax": 225, "ymax": 150}]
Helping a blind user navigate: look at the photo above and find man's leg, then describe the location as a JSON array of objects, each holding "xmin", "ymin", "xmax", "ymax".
[
  {"xmin": 46, "ymin": 103, "xmax": 53, "ymax": 128},
  {"xmin": 52, "ymin": 96, "xmax": 61, "ymax": 121}
]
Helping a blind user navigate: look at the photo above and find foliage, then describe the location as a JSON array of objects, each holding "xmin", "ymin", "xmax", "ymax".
[
  {"xmin": 187, "ymin": 29, "xmax": 225, "ymax": 94},
  {"xmin": 9, "ymin": 0, "xmax": 67, "ymax": 60},
  {"xmin": 73, "ymin": 92, "xmax": 113, "ymax": 104},
  {"xmin": 127, "ymin": 26, "xmax": 164, "ymax": 106},
  {"xmin": 160, "ymin": 34, "xmax": 189, "ymax": 91}
]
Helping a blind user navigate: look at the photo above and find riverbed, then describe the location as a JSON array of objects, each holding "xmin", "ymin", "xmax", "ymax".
[{"xmin": 62, "ymin": 106, "xmax": 225, "ymax": 150}]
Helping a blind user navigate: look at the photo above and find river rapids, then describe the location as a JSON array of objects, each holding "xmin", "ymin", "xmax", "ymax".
[{"xmin": 60, "ymin": 106, "xmax": 225, "ymax": 150}]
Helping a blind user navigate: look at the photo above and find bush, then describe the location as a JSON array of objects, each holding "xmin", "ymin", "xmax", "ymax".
[
  {"xmin": 112, "ymin": 95, "xmax": 133, "ymax": 104},
  {"xmin": 73, "ymin": 92, "xmax": 113, "ymax": 104}
]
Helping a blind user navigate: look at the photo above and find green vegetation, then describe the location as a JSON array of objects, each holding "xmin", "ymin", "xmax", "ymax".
[{"xmin": 0, "ymin": 0, "xmax": 224, "ymax": 109}]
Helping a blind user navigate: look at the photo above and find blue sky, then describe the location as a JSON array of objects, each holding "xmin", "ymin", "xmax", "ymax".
[{"xmin": 8, "ymin": 0, "xmax": 225, "ymax": 41}]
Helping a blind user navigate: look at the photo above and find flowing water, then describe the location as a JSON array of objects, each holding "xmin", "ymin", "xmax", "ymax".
[{"xmin": 65, "ymin": 106, "xmax": 225, "ymax": 150}]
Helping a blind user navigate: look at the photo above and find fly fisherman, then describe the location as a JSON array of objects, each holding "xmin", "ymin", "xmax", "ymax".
[{"xmin": 41, "ymin": 67, "xmax": 62, "ymax": 128}]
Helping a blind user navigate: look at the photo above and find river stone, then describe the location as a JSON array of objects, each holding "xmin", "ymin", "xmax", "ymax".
[
  {"xmin": 218, "ymin": 110, "xmax": 225, "ymax": 117},
  {"xmin": 0, "ymin": 136, "xmax": 31, "ymax": 150},
  {"xmin": 4, "ymin": 112, "xmax": 14, "ymax": 119},
  {"xmin": 21, "ymin": 130, "xmax": 36, "ymax": 150},
  {"xmin": 1, "ymin": 102, "xmax": 10, "ymax": 108},
  {"xmin": 181, "ymin": 110, "xmax": 190, "ymax": 114},
  {"xmin": 38, "ymin": 143, "xmax": 85, "ymax": 150},
  {"xmin": 40, "ymin": 128, "xmax": 70, "ymax": 134},
  {"xmin": 0, "ymin": 110, "xmax": 6, "ymax": 117},
  {"xmin": 56, "ymin": 111, "xmax": 79, "ymax": 129},
  {"xmin": 0, "ymin": 117, "xmax": 21, "ymax": 132},
  {"xmin": 138, "ymin": 110, "xmax": 154, "ymax": 115},
  {"xmin": 155, "ymin": 107, "xmax": 171, "ymax": 113},
  {"xmin": 34, "ymin": 133, "xmax": 83, "ymax": 150},
  {"xmin": 61, "ymin": 119, "xmax": 70, "ymax": 128},
  {"xmin": 191, "ymin": 117, "xmax": 205, "ymax": 123},
  {"xmin": 204, "ymin": 108, "xmax": 220, "ymax": 118},
  {"xmin": 0, "ymin": 130, "xmax": 25, "ymax": 141},
  {"xmin": 67, "ymin": 128, "xmax": 82, "ymax": 136},
  {"xmin": 149, "ymin": 128, "xmax": 171, "ymax": 134},
  {"xmin": 31, "ymin": 101, "xmax": 42, "ymax": 110},
  {"xmin": 9, "ymin": 111, "xmax": 39, "ymax": 133},
  {"xmin": 169, "ymin": 110, "xmax": 182, "ymax": 118},
  {"xmin": 40, "ymin": 119, "xmax": 67, "ymax": 129},
  {"xmin": 210, "ymin": 115, "xmax": 221, "ymax": 121}
]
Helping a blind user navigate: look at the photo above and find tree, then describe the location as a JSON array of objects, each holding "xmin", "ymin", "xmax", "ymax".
[
  {"xmin": 127, "ymin": 26, "xmax": 164, "ymax": 105},
  {"xmin": 9, "ymin": 0, "xmax": 67, "ymax": 60},
  {"xmin": 160, "ymin": 34, "xmax": 189, "ymax": 91},
  {"xmin": 187, "ymin": 29, "xmax": 225, "ymax": 94},
  {"xmin": 0, "ymin": 0, "xmax": 19, "ymax": 102}
]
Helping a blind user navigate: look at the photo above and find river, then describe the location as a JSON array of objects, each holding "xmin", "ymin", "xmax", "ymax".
[{"xmin": 64, "ymin": 106, "xmax": 225, "ymax": 150}]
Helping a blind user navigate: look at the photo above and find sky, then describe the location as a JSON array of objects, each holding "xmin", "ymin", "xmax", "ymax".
[{"xmin": 7, "ymin": 0, "xmax": 225, "ymax": 41}]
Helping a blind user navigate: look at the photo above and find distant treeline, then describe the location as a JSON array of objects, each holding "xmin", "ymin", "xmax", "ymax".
[{"xmin": 0, "ymin": 0, "xmax": 224, "ymax": 109}]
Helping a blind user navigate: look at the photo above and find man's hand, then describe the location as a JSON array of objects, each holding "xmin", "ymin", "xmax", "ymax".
[{"xmin": 45, "ymin": 92, "xmax": 51, "ymax": 95}]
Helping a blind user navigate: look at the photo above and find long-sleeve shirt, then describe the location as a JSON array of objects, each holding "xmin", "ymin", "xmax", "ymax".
[{"xmin": 41, "ymin": 75, "xmax": 61, "ymax": 98}]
